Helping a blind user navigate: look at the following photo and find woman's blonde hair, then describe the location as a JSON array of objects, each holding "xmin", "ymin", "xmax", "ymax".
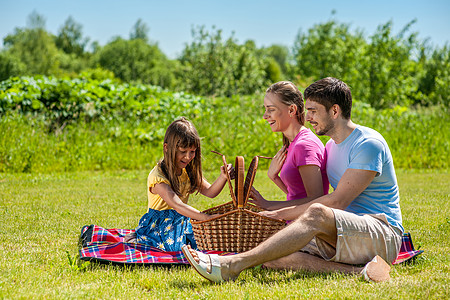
[
  {"xmin": 159, "ymin": 117, "xmax": 202, "ymax": 196},
  {"xmin": 266, "ymin": 81, "xmax": 305, "ymax": 146}
]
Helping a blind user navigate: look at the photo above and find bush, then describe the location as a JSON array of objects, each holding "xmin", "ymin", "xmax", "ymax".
[{"xmin": 1, "ymin": 75, "xmax": 448, "ymax": 173}]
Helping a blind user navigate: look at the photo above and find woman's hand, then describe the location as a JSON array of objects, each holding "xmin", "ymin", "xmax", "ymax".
[
  {"xmin": 267, "ymin": 145, "xmax": 287, "ymax": 180},
  {"xmin": 248, "ymin": 187, "xmax": 269, "ymax": 209}
]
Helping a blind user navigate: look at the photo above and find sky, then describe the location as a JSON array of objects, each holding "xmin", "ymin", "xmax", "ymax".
[{"xmin": 1, "ymin": 0, "xmax": 449, "ymax": 58}]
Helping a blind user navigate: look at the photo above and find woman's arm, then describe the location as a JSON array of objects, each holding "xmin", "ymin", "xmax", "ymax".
[
  {"xmin": 152, "ymin": 183, "xmax": 217, "ymax": 221},
  {"xmin": 199, "ymin": 164, "xmax": 232, "ymax": 198},
  {"xmin": 249, "ymin": 164, "xmax": 324, "ymax": 210}
]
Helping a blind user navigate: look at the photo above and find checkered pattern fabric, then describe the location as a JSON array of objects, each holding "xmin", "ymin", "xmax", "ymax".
[
  {"xmin": 78, "ymin": 225, "xmax": 227, "ymax": 264},
  {"xmin": 392, "ymin": 232, "xmax": 424, "ymax": 265},
  {"xmin": 79, "ymin": 225, "xmax": 423, "ymax": 265}
]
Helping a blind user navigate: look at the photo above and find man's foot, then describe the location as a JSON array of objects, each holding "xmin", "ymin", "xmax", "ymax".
[
  {"xmin": 361, "ymin": 255, "xmax": 391, "ymax": 282},
  {"xmin": 181, "ymin": 245, "xmax": 238, "ymax": 282}
]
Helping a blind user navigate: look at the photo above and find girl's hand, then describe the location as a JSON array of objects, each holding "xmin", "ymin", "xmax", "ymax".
[
  {"xmin": 203, "ymin": 213, "xmax": 221, "ymax": 221},
  {"xmin": 268, "ymin": 145, "xmax": 287, "ymax": 180},
  {"xmin": 220, "ymin": 163, "xmax": 234, "ymax": 180},
  {"xmin": 248, "ymin": 187, "xmax": 269, "ymax": 209}
]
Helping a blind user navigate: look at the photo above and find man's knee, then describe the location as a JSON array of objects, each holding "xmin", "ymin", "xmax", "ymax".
[{"xmin": 295, "ymin": 203, "xmax": 335, "ymax": 229}]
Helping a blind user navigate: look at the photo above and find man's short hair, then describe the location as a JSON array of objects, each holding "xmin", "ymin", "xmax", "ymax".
[{"xmin": 304, "ymin": 77, "xmax": 352, "ymax": 119}]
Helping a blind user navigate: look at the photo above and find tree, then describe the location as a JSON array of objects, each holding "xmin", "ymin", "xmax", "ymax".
[
  {"xmin": 178, "ymin": 26, "xmax": 267, "ymax": 96},
  {"xmin": 95, "ymin": 37, "xmax": 175, "ymax": 88},
  {"xmin": 55, "ymin": 16, "xmax": 89, "ymax": 56},
  {"xmin": 417, "ymin": 44, "xmax": 450, "ymax": 106},
  {"xmin": 130, "ymin": 19, "xmax": 149, "ymax": 42},
  {"xmin": 27, "ymin": 10, "xmax": 46, "ymax": 29},
  {"xmin": 3, "ymin": 29, "xmax": 60, "ymax": 76},
  {"xmin": 0, "ymin": 52, "xmax": 26, "ymax": 81},
  {"xmin": 264, "ymin": 44, "xmax": 290, "ymax": 76},
  {"xmin": 363, "ymin": 20, "xmax": 420, "ymax": 108},
  {"xmin": 2, "ymin": 11, "xmax": 61, "ymax": 76},
  {"xmin": 293, "ymin": 20, "xmax": 367, "ymax": 86}
]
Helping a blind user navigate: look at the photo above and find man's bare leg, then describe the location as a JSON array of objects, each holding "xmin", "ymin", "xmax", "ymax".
[
  {"xmin": 186, "ymin": 203, "xmax": 338, "ymax": 281},
  {"xmin": 263, "ymin": 252, "xmax": 362, "ymax": 274}
]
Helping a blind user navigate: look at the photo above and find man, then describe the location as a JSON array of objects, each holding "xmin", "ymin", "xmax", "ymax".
[{"xmin": 182, "ymin": 77, "xmax": 403, "ymax": 283}]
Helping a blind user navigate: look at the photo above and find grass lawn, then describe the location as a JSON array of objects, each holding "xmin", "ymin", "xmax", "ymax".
[{"xmin": 0, "ymin": 169, "xmax": 449, "ymax": 299}]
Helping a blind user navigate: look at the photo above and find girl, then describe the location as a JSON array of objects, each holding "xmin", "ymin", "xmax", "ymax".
[
  {"xmin": 125, "ymin": 117, "xmax": 231, "ymax": 251},
  {"xmin": 250, "ymin": 81, "xmax": 329, "ymax": 216}
]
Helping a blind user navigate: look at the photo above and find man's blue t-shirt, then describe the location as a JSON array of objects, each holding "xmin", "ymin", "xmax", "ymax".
[{"xmin": 325, "ymin": 126, "xmax": 403, "ymax": 231}]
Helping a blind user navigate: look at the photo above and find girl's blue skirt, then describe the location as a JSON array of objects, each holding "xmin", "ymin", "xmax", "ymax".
[{"xmin": 135, "ymin": 208, "xmax": 197, "ymax": 251}]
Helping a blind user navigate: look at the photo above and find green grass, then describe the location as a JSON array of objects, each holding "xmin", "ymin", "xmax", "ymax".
[{"xmin": 0, "ymin": 169, "xmax": 449, "ymax": 299}]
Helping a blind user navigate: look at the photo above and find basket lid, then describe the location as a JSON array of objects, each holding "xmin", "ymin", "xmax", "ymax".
[
  {"xmin": 211, "ymin": 151, "xmax": 271, "ymax": 209},
  {"xmin": 243, "ymin": 156, "xmax": 259, "ymax": 205},
  {"xmin": 235, "ymin": 156, "xmax": 245, "ymax": 208}
]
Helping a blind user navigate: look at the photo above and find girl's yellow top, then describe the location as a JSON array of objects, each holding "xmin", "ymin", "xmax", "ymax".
[{"xmin": 147, "ymin": 164, "xmax": 191, "ymax": 210}]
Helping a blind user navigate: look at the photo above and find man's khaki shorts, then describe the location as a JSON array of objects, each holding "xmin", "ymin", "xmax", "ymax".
[{"xmin": 301, "ymin": 208, "xmax": 402, "ymax": 265}]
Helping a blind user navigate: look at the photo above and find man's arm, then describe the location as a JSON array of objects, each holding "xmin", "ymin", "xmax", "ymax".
[{"xmin": 262, "ymin": 168, "xmax": 377, "ymax": 220}]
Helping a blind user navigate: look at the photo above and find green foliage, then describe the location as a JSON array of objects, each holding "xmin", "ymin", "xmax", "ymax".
[
  {"xmin": 0, "ymin": 52, "xmax": 26, "ymax": 81},
  {"xmin": 0, "ymin": 75, "xmax": 448, "ymax": 173},
  {"xmin": 0, "ymin": 14, "xmax": 448, "ymax": 107},
  {"xmin": 293, "ymin": 19, "xmax": 449, "ymax": 109},
  {"xmin": 129, "ymin": 18, "xmax": 149, "ymax": 42},
  {"xmin": 178, "ymin": 26, "xmax": 268, "ymax": 96},
  {"xmin": 55, "ymin": 16, "xmax": 89, "ymax": 56},
  {"xmin": 417, "ymin": 44, "xmax": 450, "ymax": 106},
  {"xmin": 3, "ymin": 27, "xmax": 61, "ymax": 76},
  {"xmin": 294, "ymin": 20, "xmax": 366, "ymax": 84},
  {"xmin": 94, "ymin": 38, "xmax": 176, "ymax": 88},
  {"xmin": 264, "ymin": 44, "xmax": 290, "ymax": 77},
  {"xmin": 363, "ymin": 20, "xmax": 420, "ymax": 108}
]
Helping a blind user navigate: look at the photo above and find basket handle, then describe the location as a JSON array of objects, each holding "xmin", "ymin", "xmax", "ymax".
[
  {"xmin": 235, "ymin": 156, "xmax": 245, "ymax": 208},
  {"xmin": 211, "ymin": 150, "xmax": 237, "ymax": 207}
]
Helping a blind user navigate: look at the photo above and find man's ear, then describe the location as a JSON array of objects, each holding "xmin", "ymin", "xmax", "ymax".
[{"xmin": 331, "ymin": 104, "xmax": 340, "ymax": 119}]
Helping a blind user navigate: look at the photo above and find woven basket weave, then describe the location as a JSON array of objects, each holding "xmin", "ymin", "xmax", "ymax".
[{"xmin": 191, "ymin": 152, "xmax": 286, "ymax": 252}]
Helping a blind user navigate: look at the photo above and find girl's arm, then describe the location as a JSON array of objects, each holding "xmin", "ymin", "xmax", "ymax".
[
  {"xmin": 267, "ymin": 146, "xmax": 288, "ymax": 194},
  {"xmin": 152, "ymin": 183, "xmax": 217, "ymax": 221},
  {"xmin": 249, "ymin": 165, "xmax": 324, "ymax": 211},
  {"xmin": 199, "ymin": 163, "xmax": 232, "ymax": 198}
]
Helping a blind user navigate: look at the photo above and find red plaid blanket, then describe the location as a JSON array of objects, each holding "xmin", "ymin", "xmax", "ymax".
[
  {"xmin": 392, "ymin": 232, "xmax": 424, "ymax": 265},
  {"xmin": 78, "ymin": 225, "xmax": 423, "ymax": 265},
  {"xmin": 78, "ymin": 225, "xmax": 229, "ymax": 264}
]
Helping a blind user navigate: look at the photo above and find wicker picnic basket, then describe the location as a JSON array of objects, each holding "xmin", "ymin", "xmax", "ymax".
[{"xmin": 191, "ymin": 151, "xmax": 286, "ymax": 252}]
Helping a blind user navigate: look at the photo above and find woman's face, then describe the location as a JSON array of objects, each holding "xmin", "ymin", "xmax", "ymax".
[{"xmin": 263, "ymin": 93, "xmax": 292, "ymax": 133}]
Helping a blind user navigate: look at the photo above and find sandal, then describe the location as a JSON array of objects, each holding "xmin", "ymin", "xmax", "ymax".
[{"xmin": 181, "ymin": 245, "xmax": 225, "ymax": 283}]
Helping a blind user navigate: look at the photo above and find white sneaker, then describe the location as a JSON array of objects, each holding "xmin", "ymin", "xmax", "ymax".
[{"xmin": 361, "ymin": 255, "xmax": 391, "ymax": 282}]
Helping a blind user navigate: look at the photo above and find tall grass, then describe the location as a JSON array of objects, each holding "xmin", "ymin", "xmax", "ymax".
[{"xmin": 1, "ymin": 97, "xmax": 448, "ymax": 173}]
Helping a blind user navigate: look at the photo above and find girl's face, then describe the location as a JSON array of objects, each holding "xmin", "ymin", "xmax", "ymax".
[
  {"xmin": 263, "ymin": 93, "xmax": 293, "ymax": 133},
  {"xmin": 174, "ymin": 145, "xmax": 197, "ymax": 173}
]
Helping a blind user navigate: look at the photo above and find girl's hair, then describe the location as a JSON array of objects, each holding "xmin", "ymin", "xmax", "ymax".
[
  {"xmin": 266, "ymin": 81, "xmax": 305, "ymax": 147},
  {"xmin": 159, "ymin": 117, "xmax": 203, "ymax": 196}
]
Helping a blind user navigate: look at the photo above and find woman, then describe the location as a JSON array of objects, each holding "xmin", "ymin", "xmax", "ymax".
[{"xmin": 250, "ymin": 81, "xmax": 329, "ymax": 214}]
